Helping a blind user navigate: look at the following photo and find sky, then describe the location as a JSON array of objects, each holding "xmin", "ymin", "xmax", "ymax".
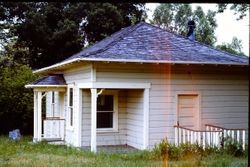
[{"xmin": 145, "ymin": 3, "xmax": 249, "ymax": 56}]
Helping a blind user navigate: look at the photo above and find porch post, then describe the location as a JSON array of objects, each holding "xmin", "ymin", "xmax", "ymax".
[
  {"xmin": 33, "ymin": 91, "xmax": 38, "ymax": 142},
  {"xmin": 75, "ymin": 87, "xmax": 82, "ymax": 147},
  {"xmin": 37, "ymin": 91, "xmax": 42, "ymax": 141},
  {"xmin": 91, "ymin": 88, "xmax": 97, "ymax": 152},
  {"xmin": 143, "ymin": 88, "xmax": 149, "ymax": 149}
]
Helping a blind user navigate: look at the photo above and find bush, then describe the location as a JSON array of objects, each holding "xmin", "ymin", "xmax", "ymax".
[
  {"xmin": 222, "ymin": 136, "xmax": 245, "ymax": 157},
  {"xmin": 152, "ymin": 137, "xmax": 247, "ymax": 161},
  {"xmin": 152, "ymin": 138, "xmax": 204, "ymax": 161}
]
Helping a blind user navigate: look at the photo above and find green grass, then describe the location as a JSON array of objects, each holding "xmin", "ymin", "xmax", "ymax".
[{"xmin": 0, "ymin": 136, "xmax": 248, "ymax": 167}]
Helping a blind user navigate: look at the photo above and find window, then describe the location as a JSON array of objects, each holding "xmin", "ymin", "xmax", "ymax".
[
  {"xmin": 68, "ymin": 87, "xmax": 74, "ymax": 127},
  {"xmin": 97, "ymin": 91, "xmax": 118, "ymax": 131},
  {"xmin": 51, "ymin": 91, "xmax": 55, "ymax": 117}
]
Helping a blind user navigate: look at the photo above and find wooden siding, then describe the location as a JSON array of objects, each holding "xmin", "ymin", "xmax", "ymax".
[
  {"xmin": 95, "ymin": 63, "xmax": 249, "ymax": 148},
  {"xmin": 63, "ymin": 64, "xmax": 92, "ymax": 145},
  {"xmin": 126, "ymin": 90, "xmax": 144, "ymax": 149},
  {"xmin": 81, "ymin": 90, "xmax": 127, "ymax": 146},
  {"xmin": 64, "ymin": 64, "xmax": 92, "ymax": 84}
]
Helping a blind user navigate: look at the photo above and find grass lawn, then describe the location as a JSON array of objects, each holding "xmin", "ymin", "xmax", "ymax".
[{"xmin": 0, "ymin": 136, "xmax": 248, "ymax": 167}]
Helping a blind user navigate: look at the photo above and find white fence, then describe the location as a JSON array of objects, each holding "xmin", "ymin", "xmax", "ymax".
[
  {"xmin": 205, "ymin": 124, "xmax": 246, "ymax": 150},
  {"xmin": 174, "ymin": 124, "xmax": 246, "ymax": 150},
  {"xmin": 43, "ymin": 117, "xmax": 65, "ymax": 141}
]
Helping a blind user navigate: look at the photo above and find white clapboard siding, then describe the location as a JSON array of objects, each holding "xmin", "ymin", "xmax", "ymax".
[
  {"xmin": 62, "ymin": 64, "xmax": 92, "ymax": 146},
  {"xmin": 126, "ymin": 90, "xmax": 144, "ymax": 149},
  {"xmin": 95, "ymin": 63, "xmax": 248, "ymax": 148},
  {"xmin": 64, "ymin": 64, "xmax": 92, "ymax": 84},
  {"xmin": 81, "ymin": 90, "xmax": 127, "ymax": 146}
]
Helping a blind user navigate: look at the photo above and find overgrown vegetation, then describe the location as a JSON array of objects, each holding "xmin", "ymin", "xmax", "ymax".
[
  {"xmin": 0, "ymin": 136, "xmax": 248, "ymax": 167},
  {"xmin": 0, "ymin": 53, "xmax": 37, "ymax": 135}
]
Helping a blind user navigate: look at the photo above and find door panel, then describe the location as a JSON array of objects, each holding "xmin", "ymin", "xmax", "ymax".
[{"xmin": 178, "ymin": 94, "xmax": 199, "ymax": 130}]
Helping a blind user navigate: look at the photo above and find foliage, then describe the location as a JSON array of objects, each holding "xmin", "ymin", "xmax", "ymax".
[
  {"xmin": 0, "ymin": 2, "xmax": 147, "ymax": 69},
  {"xmin": 151, "ymin": 4, "xmax": 217, "ymax": 46},
  {"xmin": 0, "ymin": 43, "xmax": 37, "ymax": 135},
  {"xmin": 152, "ymin": 137, "xmax": 247, "ymax": 161},
  {"xmin": 216, "ymin": 36, "xmax": 246, "ymax": 56},
  {"xmin": 222, "ymin": 136, "xmax": 246, "ymax": 157},
  {"xmin": 217, "ymin": 4, "xmax": 249, "ymax": 20},
  {"xmin": 0, "ymin": 136, "xmax": 247, "ymax": 167}
]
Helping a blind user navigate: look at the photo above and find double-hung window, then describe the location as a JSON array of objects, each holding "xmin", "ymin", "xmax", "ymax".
[
  {"xmin": 97, "ymin": 91, "xmax": 118, "ymax": 131},
  {"xmin": 51, "ymin": 91, "xmax": 55, "ymax": 117},
  {"xmin": 68, "ymin": 86, "xmax": 74, "ymax": 128}
]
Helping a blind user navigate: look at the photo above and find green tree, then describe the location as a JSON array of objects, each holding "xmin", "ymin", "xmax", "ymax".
[
  {"xmin": 0, "ymin": 2, "xmax": 146, "ymax": 69},
  {"xmin": 216, "ymin": 37, "xmax": 245, "ymax": 56},
  {"xmin": 151, "ymin": 4, "xmax": 217, "ymax": 46},
  {"xmin": 217, "ymin": 4, "xmax": 249, "ymax": 20},
  {"xmin": 0, "ymin": 42, "xmax": 37, "ymax": 135}
]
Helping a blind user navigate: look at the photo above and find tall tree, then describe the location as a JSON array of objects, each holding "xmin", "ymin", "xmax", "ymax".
[
  {"xmin": 0, "ymin": 2, "xmax": 146, "ymax": 69},
  {"xmin": 0, "ymin": 42, "xmax": 36, "ymax": 135},
  {"xmin": 151, "ymin": 4, "xmax": 217, "ymax": 46},
  {"xmin": 217, "ymin": 4, "xmax": 249, "ymax": 20},
  {"xmin": 216, "ymin": 37, "xmax": 245, "ymax": 56}
]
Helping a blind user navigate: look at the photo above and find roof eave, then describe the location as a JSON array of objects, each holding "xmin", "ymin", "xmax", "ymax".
[
  {"xmin": 33, "ymin": 58, "xmax": 82, "ymax": 74},
  {"xmin": 34, "ymin": 57, "xmax": 249, "ymax": 74},
  {"xmin": 25, "ymin": 84, "xmax": 67, "ymax": 88}
]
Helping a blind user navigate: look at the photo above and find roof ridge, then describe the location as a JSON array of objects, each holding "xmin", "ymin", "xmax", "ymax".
[{"xmin": 144, "ymin": 22, "xmax": 249, "ymax": 59}]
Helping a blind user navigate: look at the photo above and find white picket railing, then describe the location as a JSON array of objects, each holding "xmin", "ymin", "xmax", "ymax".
[
  {"xmin": 174, "ymin": 125, "xmax": 222, "ymax": 149},
  {"xmin": 205, "ymin": 124, "xmax": 246, "ymax": 150},
  {"xmin": 174, "ymin": 125, "xmax": 247, "ymax": 150},
  {"xmin": 43, "ymin": 117, "xmax": 65, "ymax": 141}
]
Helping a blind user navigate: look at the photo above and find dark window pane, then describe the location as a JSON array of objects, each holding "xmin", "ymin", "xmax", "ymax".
[
  {"xmin": 97, "ymin": 112, "xmax": 113, "ymax": 128},
  {"xmin": 52, "ymin": 91, "xmax": 55, "ymax": 103},
  {"xmin": 97, "ymin": 95, "xmax": 113, "ymax": 111},
  {"xmin": 69, "ymin": 88, "xmax": 73, "ymax": 106}
]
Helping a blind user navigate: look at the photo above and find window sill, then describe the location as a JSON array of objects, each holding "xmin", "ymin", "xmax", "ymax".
[{"xmin": 97, "ymin": 128, "xmax": 118, "ymax": 134}]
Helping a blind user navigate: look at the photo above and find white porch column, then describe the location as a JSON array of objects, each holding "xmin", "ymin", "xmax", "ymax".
[
  {"xmin": 37, "ymin": 91, "xmax": 42, "ymax": 141},
  {"xmin": 91, "ymin": 88, "xmax": 97, "ymax": 152},
  {"xmin": 33, "ymin": 91, "xmax": 38, "ymax": 142},
  {"xmin": 143, "ymin": 88, "xmax": 149, "ymax": 149},
  {"xmin": 75, "ymin": 87, "xmax": 82, "ymax": 147}
]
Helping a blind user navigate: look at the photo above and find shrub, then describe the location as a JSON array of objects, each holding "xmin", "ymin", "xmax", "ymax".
[{"xmin": 222, "ymin": 136, "xmax": 245, "ymax": 157}]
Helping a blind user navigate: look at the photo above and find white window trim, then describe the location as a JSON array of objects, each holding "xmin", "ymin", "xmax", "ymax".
[
  {"xmin": 67, "ymin": 84, "xmax": 74, "ymax": 131},
  {"xmin": 51, "ymin": 91, "xmax": 55, "ymax": 117},
  {"xmin": 97, "ymin": 90, "xmax": 118, "ymax": 133}
]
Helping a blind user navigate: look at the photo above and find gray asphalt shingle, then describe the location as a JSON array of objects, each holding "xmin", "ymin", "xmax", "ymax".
[
  {"xmin": 28, "ymin": 74, "xmax": 66, "ymax": 86},
  {"xmin": 62, "ymin": 22, "xmax": 248, "ymax": 65}
]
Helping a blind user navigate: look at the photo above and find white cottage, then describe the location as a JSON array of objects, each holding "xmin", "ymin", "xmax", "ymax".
[{"xmin": 25, "ymin": 22, "xmax": 249, "ymax": 152}]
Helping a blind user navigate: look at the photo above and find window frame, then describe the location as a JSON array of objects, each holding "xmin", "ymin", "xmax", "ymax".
[
  {"xmin": 97, "ymin": 90, "xmax": 118, "ymax": 133},
  {"xmin": 51, "ymin": 91, "xmax": 55, "ymax": 117},
  {"xmin": 67, "ymin": 84, "xmax": 74, "ymax": 130}
]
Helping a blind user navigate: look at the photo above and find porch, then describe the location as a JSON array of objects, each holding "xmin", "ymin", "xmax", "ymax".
[{"xmin": 26, "ymin": 74, "xmax": 151, "ymax": 152}]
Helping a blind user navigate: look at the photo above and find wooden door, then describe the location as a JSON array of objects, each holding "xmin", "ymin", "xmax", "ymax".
[{"xmin": 177, "ymin": 94, "xmax": 200, "ymax": 130}]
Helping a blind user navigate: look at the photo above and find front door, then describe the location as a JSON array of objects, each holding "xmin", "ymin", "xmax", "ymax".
[{"xmin": 177, "ymin": 94, "xmax": 200, "ymax": 130}]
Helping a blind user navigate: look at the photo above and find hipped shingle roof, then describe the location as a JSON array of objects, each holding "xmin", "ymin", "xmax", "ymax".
[{"xmin": 35, "ymin": 22, "xmax": 249, "ymax": 74}]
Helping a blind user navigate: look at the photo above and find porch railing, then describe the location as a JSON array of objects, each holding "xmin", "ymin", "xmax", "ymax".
[
  {"xmin": 174, "ymin": 125, "xmax": 222, "ymax": 149},
  {"xmin": 174, "ymin": 124, "xmax": 246, "ymax": 150},
  {"xmin": 205, "ymin": 124, "xmax": 246, "ymax": 150},
  {"xmin": 43, "ymin": 117, "xmax": 65, "ymax": 141}
]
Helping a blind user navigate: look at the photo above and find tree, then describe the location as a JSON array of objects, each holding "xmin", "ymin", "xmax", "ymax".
[
  {"xmin": 0, "ymin": 2, "xmax": 147, "ymax": 69},
  {"xmin": 151, "ymin": 4, "xmax": 217, "ymax": 46},
  {"xmin": 0, "ymin": 42, "xmax": 37, "ymax": 135},
  {"xmin": 216, "ymin": 37, "xmax": 245, "ymax": 56},
  {"xmin": 217, "ymin": 4, "xmax": 249, "ymax": 20}
]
